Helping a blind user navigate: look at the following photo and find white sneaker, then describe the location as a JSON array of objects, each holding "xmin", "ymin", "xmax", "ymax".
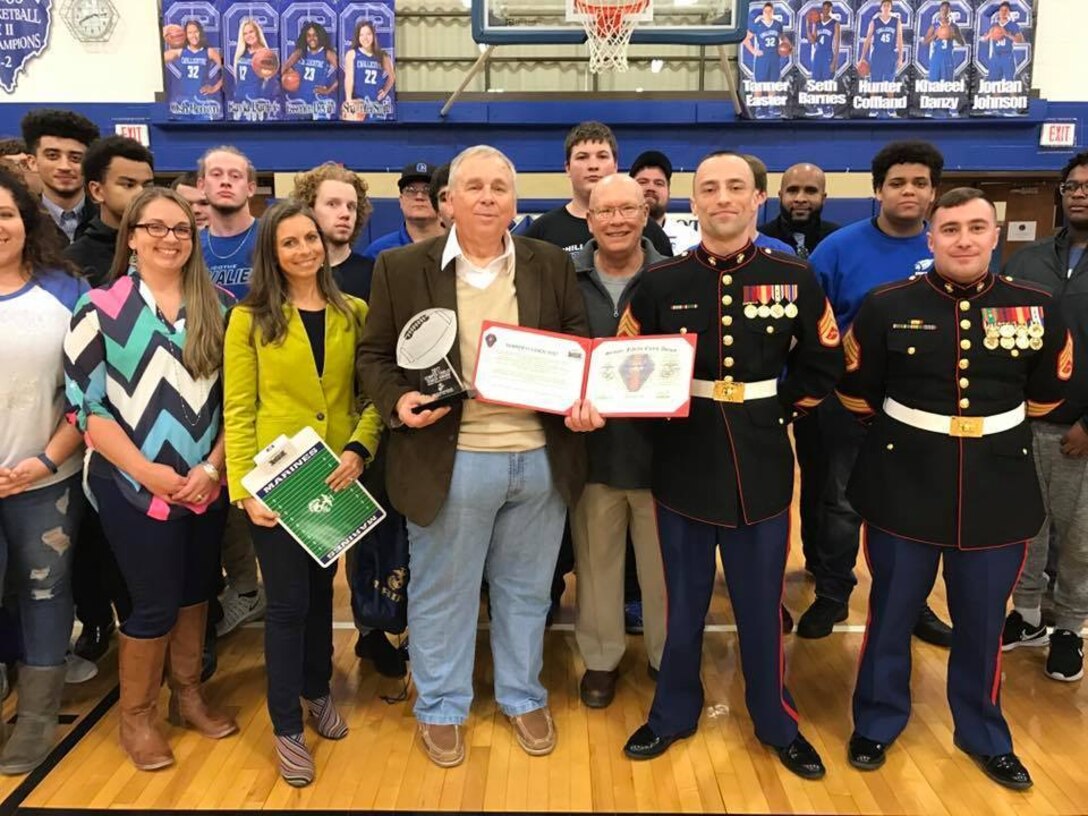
[
  {"xmin": 217, "ymin": 585, "xmax": 266, "ymax": 637},
  {"xmin": 65, "ymin": 651, "xmax": 98, "ymax": 684}
]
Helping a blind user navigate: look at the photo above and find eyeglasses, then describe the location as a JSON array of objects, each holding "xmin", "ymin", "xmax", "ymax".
[
  {"xmin": 135, "ymin": 222, "xmax": 194, "ymax": 240},
  {"xmin": 589, "ymin": 204, "xmax": 644, "ymax": 220},
  {"xmin": 401, "ymin": 184, "xmax": 430, "ymax": 197},
  {"xmin": 1059, "ymin": 181, "xmax": 1088, "ymax": 196}
]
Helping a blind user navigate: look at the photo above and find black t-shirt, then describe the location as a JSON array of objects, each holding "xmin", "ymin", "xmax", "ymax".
[
  {"xmin": 298, "ymin": 307, "xmax": 326, "ymax": 376},
  {"xmin": 524, "ymin": 205, "xmax": 674, "ymax": 257},
  {"xmin": 331, "ymin": 252, "xmax": 375, "ymax": 301}
]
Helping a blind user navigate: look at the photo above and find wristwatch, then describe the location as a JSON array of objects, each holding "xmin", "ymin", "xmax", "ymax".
[
  {"xmin": 200, "ymin": 461, "xmax": 220, "ymax": 481},
  {"xmin": 37, "ymin": 453, "xmax": 59, "ymax": 474}
]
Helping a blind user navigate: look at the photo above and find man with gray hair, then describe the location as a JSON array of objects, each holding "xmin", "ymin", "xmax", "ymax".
[
  {"xmin": 570, "ymin": 175, "xmax": 668, "ymax": 708},
  {"xmin": 360, "ymin": 145, "xmax": 600, "ymax": 768}
]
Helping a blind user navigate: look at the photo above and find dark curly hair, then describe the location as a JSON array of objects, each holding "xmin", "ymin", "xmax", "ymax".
[
  {"xmin": 871, "ymin": 140, "xmax": 944, "ymax": 191},
  {"xmin": 1060, "ymin": 150, "xmax": 1088, "ymax": 185},
  {"xmin": 20, "ymin": 109, "xmax": 100, "ymax": 154},
  {"xmin": 0, "ymin": 166, "xmax": 75, "ymax": 278},
  {"xmin": 81, "ymin": 135, "xmax": 155, "ymax": 185}
]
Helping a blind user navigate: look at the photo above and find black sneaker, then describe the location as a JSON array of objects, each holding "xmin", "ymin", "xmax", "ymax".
[
  {"xmin": 1045, "ymin": 629, "xmax": 1084, "ymax": 682},
  {"xmin": 73, "ymin": 620, "xmax": 115, "ymax": 662},
  {"xmin": 796, "ymin": 597, "xmax": 848, "ymax": 639},
  {"xmin": 1001, "ymin": 610, "xmax": 1048, "ymax": 652}
]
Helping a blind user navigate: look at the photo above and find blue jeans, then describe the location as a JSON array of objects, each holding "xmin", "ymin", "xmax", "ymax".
[
  {"xmin": 0, "ymin": 475, "xmax": 85, "ymax": 666},
  {"xmin": 406, "ymin": 448, "xmax": 566, "ymax": 725}
]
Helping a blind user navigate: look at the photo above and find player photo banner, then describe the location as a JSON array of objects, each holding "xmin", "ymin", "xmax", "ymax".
[
  {"xmin": 221, "ymin": 0, "xmax": 285, "ymax": 122},
  {"xmin": 280, "ymin": 2, "xmax": 339, "ymax": 120},
  {"xmin": 338, "ymin": 1, "xmax": 397, "ymax": 122},
  {"xmin": 850, "ymin": 0, "xmax": 913, "ymax": 118},
  {"xmin": 970, "ymin": 0, "xmax": 1032, "ymax": 117},
  {"xmin": 739, "ymin": 1, "xmax": 799, "ymax": 120},
  {"xmin": 162, "ymin": 2, "xmax": 225, "ymax": 121},
  {"xmin": 790, "ymin": 0, "xmax": 854, "ymax": 119},
  {"xmin": 910, "ymin": 0, "xmax": 973, "ymax": 117}
]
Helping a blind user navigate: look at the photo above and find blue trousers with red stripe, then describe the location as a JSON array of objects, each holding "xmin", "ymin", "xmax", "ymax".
[
  {"xmin": 648, "ymin": 504, "xmax": 799, "ymax": 748},
  {"xmin": 854, "ymin": 528, "xmax": 1026, "ymax": 756}
]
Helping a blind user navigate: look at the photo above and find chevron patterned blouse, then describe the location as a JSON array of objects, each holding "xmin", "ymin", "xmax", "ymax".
[{"xmin": 64, "ymin": 270, "xmax": 232, "ymax": 520}]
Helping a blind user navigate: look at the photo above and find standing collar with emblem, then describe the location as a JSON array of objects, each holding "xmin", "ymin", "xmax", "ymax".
[
  {"xmin": 925, "ymin": 268, "xmax": 994, "ymax": 300},
  {"xmin": 695, "ymin": 240, "xmax": 755, "ymax": 270}
]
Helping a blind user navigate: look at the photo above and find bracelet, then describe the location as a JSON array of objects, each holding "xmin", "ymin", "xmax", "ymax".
[
  {"xmin": 36, "ymin": 453, "xmax": 59, "ymax": 474},
  {"xmin": 200, "ymin": 461, "xmax": 220, "ymax": 481}
]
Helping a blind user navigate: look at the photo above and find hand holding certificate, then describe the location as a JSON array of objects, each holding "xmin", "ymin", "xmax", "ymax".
[{"xmin": 472, "ymin": 322, "xmax": 696, "ymax": 418}]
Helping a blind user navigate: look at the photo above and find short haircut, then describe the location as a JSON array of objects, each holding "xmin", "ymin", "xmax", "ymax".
[
  {"xmin": 742, "ymin": 154, "xmax": 769, "ymax": 194},
  {"xmin": 999, "ymin": 2, "xmax": 1011, "ymax": 9},
  {"xmin": 291, "ymin": 162, "xmax": 373, "ymax": 245},
  {"xmin": 1060, "ymin": 151, "xmax": 1088, "ymax": 185},
  {"xmin": 20, "ymin": 109, "xmax": 100, "ymax": 153},
  {"xmin": 81, "ymin": 135, "xmax": 154, "ymax": 185},
  {"xmin": 763, "ymin": 2, "xmax": 773, "ymax": 8},
  {"xmin": 695, "ymin": 150, "xmax": 754, "ymax": 184},
  {"xmin": 931, "ymin": 187, "xmax": 995, "ymax": 218},
  {"xmin": 564, "ymin": 121, "xmax": 618, "ymax": 163},
  {"xmin": 171, "ymin": 172, "xmax": 199, "ymax": 189},
  {"xmin": 871, "ymin": 140, "xmax": 944, "ymax": 190},
  {"xmin": 449, "ymin": 145, "xmax": 517, "ymax": 190},
  {"xmin": 0, "ymin": 137, "xmax": 27, "ymax": 157},
  {"xmin": 429, "ymin": 163, "xmax": 451, "ymax": 211},
  {"xmin": 197, "ymin": 144, "xmax": 256, "ymax": 182}
]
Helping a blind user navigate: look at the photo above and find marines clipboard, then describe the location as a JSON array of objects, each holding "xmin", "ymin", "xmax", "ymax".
[{"xmin": 241, "ymin": 427, "xmax": 386, "ymax": 568}]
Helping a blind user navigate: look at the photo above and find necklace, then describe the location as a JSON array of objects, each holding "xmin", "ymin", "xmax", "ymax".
[{"xmin": 204, "ymin": 221, "xmax": 256, "ymax": 261}]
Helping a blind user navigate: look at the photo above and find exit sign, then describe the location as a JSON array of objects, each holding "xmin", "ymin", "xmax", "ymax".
[
  {"xmin": 1040, "ymin": 122, "xmax": 1077, "ymax": 148},
  {"xmin": 114, "ymin": 123, "xmax": 150, "ymax": 147}
]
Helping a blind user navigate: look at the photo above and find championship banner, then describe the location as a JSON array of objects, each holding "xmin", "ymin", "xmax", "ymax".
[
  {"xmin": 739, "ymin": 1, "xmax": 797, "ymax": 121},
  {"xmin": 970, "ymin": 0, "xmax": 1032, "ymax": 117},
  {"xmin": 221, "ymin": 0, "xmax": 285, "ymax": 121},
  {"xmin": 790, "ymin": 0, "xmax": 854, "ymax": 119},
  {"xmin": 910, "ymin": 0, "xmax": 972, "ymax": 118},
  {"xmin": 0, "ymin": 0, "xmax": 50, "ymax": 95},
  {"xmin": 338, "ymin": 1, "xmax": 397, "ymax": 122},
  {"xmin": 280, "ymin": 1, "xmax": 339, "ymax": 120},
  {"xmin": 162, "ymin": 2, "xmax": 225, "ymax": 121},
  {"xmin": 850, "ymin": 0, "xmax": 913, "ymax": 119}
]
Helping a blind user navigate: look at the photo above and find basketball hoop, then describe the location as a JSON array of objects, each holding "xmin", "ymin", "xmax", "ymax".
[{"xmin": 568, "ymin": 0, "xmax": 653, "ymax": 73}]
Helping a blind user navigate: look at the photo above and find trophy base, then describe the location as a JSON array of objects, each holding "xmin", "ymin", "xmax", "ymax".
[{"xmin": 410, "ymin": 389, "xmax": 470, "ymax": 415}]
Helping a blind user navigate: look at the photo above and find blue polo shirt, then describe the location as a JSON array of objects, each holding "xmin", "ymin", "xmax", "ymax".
[
  {"xmin": 362, "ymin": 223, "xmax": 412, "ymax": 261},
  {"xmin": 809, "ymin": 218, "xmax": 933, "ymax": 330}
]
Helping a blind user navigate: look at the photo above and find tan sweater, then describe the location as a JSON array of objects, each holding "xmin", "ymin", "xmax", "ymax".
[{"xmin": 456, "ymin": 272, "xmax": 546, "ymax": 452}]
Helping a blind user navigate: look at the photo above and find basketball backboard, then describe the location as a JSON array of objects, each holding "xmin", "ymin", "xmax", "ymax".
[{"xmin": 472, "ymin": 0, "xmax": 742, "ymax": 45}]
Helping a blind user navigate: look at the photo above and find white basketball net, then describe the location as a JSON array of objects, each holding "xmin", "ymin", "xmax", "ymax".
[{"xmin": 572, "ymin": 0, "xmax": 650, "ymax": 73}]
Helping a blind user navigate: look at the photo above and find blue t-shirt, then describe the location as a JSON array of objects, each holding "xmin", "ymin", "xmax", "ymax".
[
  {"xmin": 809, "ymin": 217, "xmax": 932, "ymax": 329},
  {"xmin": 1069, "ymin": 246, "xmax": 1085, "ymax": 278},
  {"xmin": 755, "ymin": 232, "xmax": 796, "ymax": 255},
  {"xmin": 201, "ymin": 224, "xmax": 257, "ymax": 300},
  {"xmin": 362, "ymin": 223, "xmax": 412, "ymax": 261}
]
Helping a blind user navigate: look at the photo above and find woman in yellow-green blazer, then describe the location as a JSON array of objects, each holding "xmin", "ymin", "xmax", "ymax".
[{"xmin": 223, "ymin": 201, "xmax": 382, "ymax": 787}]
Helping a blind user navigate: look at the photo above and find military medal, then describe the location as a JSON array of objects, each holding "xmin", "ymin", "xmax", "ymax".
[
  {"xmin": 757, "ymin": 304, "xmax": 772, "ymax": 318},
  {"xmin": 999, "ymin": 323, "xmax": 1015, "ymax": 338},
  {"xmin": 784, "ymin": 302, "xmax": 798, "ymax": 318},
  {"xmin": 1015, "ymin": 334, "xmax": 1030, "ymax": 349},
  {"xmin": 744, "ymin": 304, "xmax": 758, "ymax": 319},
  {"xmin": 984, "ymin": 337, "xmax": 1000, "ymax": 350},
  {"xmin": 1028, "ymin": 323, "xmax": 1044, "ymax": 338},
  {"xmin": 1000, "ymin": 336, "xmax": 1015, "ymax": 349},
  {"xmin": 1029, "ymin": 336, "xmax": 1044, "ymax": 350},
  {"xmin": 770, "ymin": 303, "xmax": 785, "ymax": 319}
]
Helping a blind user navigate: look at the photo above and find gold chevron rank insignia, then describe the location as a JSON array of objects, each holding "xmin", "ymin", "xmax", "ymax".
[{"xmin": 617, "ymin": 305, "xmax": 641, "ymax": 337}]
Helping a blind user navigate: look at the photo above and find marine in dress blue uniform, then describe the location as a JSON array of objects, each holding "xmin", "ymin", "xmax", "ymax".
[
  {"xmin": 622, "ymin": 151, "xmax": 844, "ymax": 779},
  {"xmin": 838, "ymin": 189, "xmax": 1071, "ymax": 790}
]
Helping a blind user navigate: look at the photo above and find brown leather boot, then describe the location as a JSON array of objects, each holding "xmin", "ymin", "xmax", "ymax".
[
  {"xmin": 118, "ymin": 632, "xmax": 174, "ymax": 771},
  {"xmin": 166, "ymin": 604, "xmax": 238, "ymax": 739}
]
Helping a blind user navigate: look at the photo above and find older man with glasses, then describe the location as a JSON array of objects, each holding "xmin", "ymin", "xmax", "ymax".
[{"xmin": 362, "ymin": 160, "xmax": 446, "ymax": 261}]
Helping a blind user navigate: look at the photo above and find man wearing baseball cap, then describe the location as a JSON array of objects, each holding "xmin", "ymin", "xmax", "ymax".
[
  {"xmin": 362, "ymin": 160, "xmax": 445, "ymax": 260},
  {"xmin": 629, "ymin": 150, "xmax": 700, "ymax": 255}
]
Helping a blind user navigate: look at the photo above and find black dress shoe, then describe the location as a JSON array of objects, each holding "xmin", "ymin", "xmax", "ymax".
[
  {"xmin": 623, "ymin": 723, "xmax": 694, "ymax": 760},
  {"xmin": 847, "ymin": 734, "xmax": 888, "ymax": 770},
  {"xmin": 955, "ymin": 740, "xmax": 1033, "ymax": 790},
  {"xmin": 775, "ymin": 733, "xmax": 826, "ymax": 780},
  {"xmin": 913, "ymin": 604, "xmax": 953, "ymax": 648},
  {"xmin": 797, "ymin": 597, "xmax": 848, "ymax": 639},
  {"xmin": 782, "ymin": 605, "xmax": 794, "ymax": 635},
  {"xmin": 355, "ymin": 630, "xmax": 408, "ymax": 678},
  {"xmin": 579, "ymin": 669, "xmax": 619, "ymax": 708},
  {"xmin": 73, "ymin": 621, "xmax": 115, "ymax": 662}
]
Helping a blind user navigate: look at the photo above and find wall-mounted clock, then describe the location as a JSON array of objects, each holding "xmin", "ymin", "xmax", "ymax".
[{"xmin": 60, "ymin": 0, "xmax": 119, "ymax": 44}]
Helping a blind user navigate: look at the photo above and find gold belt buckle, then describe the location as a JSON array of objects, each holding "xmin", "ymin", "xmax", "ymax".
[
  {"xmin": 712, "ymin": 380, "xmax": 745, "ymax": 403},
  {"xmin": 949, "ymin": 416, "xmax": 984, "ymax": 438}
]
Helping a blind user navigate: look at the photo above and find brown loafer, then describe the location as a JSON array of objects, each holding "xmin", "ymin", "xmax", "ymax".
[
  {"xmin": 579, "ymin": 669, "xmax": 619, "ymax": 708},
  {"xmin": 417, "ymin": 722, "xmax": 465, "ymax": 768},
  {"xmin": 508, "ymin": 706, "xmax": 556, "ymax": 756}
]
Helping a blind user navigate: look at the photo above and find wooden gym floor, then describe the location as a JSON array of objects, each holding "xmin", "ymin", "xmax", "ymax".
[{"xmin": 1, "ymin": 500, "xmax": 1085, "ymax": 815}]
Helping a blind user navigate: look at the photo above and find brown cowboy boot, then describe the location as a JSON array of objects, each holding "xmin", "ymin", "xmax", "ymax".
[
  {"xmin": 166, "ymin": 603, "xmax": 237, "ymax": 739},
  {"xmin": 118, "ymin": 632, "xmax": 174, "ymax": 770}
]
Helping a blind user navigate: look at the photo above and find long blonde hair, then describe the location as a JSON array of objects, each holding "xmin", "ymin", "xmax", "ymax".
[
  {"xmin": 233, "ymin": 18, "xmax": 269, "ymax": 77},
  {"xmin": 109, "ymin": 188, "xmax": 226, "ymax": 380}
]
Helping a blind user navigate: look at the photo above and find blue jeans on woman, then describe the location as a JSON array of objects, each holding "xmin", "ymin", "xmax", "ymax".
[
  {"xmin": 0, "ymin": 475, "xmax": 84, "ymax": 667},
  {"xmin": 406, "ymin": 448, "xmax": 567, "ymax": 725}
]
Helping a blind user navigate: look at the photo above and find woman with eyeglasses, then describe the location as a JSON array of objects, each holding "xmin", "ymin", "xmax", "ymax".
[
  {"xmin": 223, "ymin": 201, "xmax": 382, "ymax": 786},
  {"xmin": 0, "ymin": 166, "xmax": 87, "ymax": 775},
  {"xmin": 64, "ymin": 187, "xmax": 238, "ymax": 772}
]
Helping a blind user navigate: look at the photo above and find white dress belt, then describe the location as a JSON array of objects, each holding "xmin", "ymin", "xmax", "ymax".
[
  {"xmin": 691, "ymin": 378, "xmax": 778, "ymax": 403},
  {"xmin": 883, "ymin": 398, "xmax": 1025, "ymax": 438}
]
